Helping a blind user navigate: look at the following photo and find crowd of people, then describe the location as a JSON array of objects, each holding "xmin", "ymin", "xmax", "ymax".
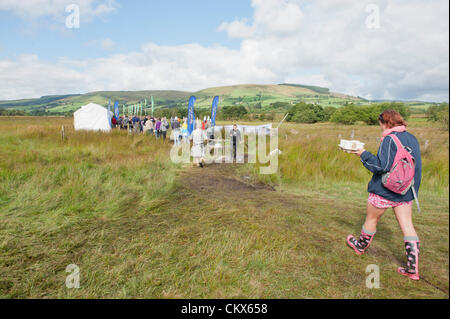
[
  {"xmin": 111, "ymin": 115, "xmax": 242, "ymax": 167},
  {"xmin": 111, "ymin": 115, "xmax": 218, "ymax": 144}
]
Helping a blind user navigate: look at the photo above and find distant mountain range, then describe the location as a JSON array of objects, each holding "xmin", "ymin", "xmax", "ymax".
[{"xmin": 0, "ymin": 84, "xmax": 436, "ymax": 115}]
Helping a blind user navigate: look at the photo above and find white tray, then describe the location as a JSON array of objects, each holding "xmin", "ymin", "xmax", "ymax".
[{"xmin": 338, "ymin": 145, "xmax": 360, "ymax": 153}]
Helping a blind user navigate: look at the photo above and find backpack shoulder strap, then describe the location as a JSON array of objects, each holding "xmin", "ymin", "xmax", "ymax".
[{"xmin": 387, "ymin": 133, "xmax": 405, "ymax": 151}]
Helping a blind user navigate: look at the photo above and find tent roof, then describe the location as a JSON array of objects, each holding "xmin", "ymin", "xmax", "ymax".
[
  {"xmin": 75, "ymin": 103, "xmax": 112, "ymax": 115},
  {"xmin": 74, "ymin": 103, "xmax": 113, "ymax": 132}
]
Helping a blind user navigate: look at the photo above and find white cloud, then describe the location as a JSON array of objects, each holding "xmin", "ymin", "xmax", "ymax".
[
  {"xmin": 0, "ymin": 0, "xmax": 448, "ymax": 102},
  {"xmin": 251, "ymin": 0, "xmax": 304, "ymax": 36},
  {"xmin": 219, "ymin": 0, "xmax": 449, "ymax": 101},
  {"xmin": 220, "ymin": 0, "xmax": 304, "ymax": 38},
  {"xmin": 218, "ymin": 19, "xmax": 254, "ymax": 39},
  {"xmin": 0, "ymin": 45, "xmax": 279, "ymax": 100}
]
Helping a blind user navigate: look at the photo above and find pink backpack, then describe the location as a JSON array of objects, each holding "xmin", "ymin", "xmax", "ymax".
[{"xmin": 382, "ymin": 134, "xmax": 421, "ymax": 212}]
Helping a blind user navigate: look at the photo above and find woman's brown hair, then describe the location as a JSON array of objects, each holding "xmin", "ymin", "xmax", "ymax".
[{"xmin": 378, "ymin": 109, "xmax": 407, "ymax": 128}]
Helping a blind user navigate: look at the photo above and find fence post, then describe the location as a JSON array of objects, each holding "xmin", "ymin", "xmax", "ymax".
[
  {"xmin": 61, "ymin": 125, "xmax": 65, "ymax": 142},
  {"xmin": 424, "ymin": 140, "xmax": 429, "ymax": 151}
]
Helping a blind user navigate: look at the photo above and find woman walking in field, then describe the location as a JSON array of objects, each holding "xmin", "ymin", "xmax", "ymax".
[
  {"xmin": 347, "ymin": 109, "xmax": 422, "ymax": 280},
  {"xmin": 191, "ymin": 120, "xmax": 208, "ymax": 167}
]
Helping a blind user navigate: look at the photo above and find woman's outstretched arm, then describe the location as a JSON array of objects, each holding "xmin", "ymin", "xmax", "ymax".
[{"xmin": 358, "ymin": 136, "xmax": 396, "ymax": 175}]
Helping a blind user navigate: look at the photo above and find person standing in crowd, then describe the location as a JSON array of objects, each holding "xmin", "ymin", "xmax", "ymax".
[
  {"xmin": 151, "ymin": 117, "xmax": 156, "ymax": 137},
  {"xmin": 171, "ymin": 116, "xmax": 181, "ymax": 145},
  {"xmin": 132, "ymin": 114, "xmax": 140, "ymax": 133},
  {"xmin": 347, "ymin": 109, "xmax": 422, "ymax": 281},
  {"xmin": 181, "ymin": 120, "xmax": 189, "ymax": 144},
  {"xmin": 150, "ymin": 117, "xmax": 155, "ymax": 135},
  {"xmin": 206, "ymin": 123, "xmax": 215, "ymax": 146},
  {"xmin": 155, "ymin": 118, "xmax": 161, "ymax": 139},
  {"xmin": 117, "ymin": 116, "xmax": 123, "ymax": 129},
  {"xmin": 111, "ymin": 115, "xmax": 117, "ymax": 128},
  {"xmin": 140, "ymin": 117, "xmax": 145, "ymax": 133},
  {"xmin": 230, "ymin": 124, "xmax": 241, "ymax": 161},
  {"xmin": 172, "ymin": 116, "xmax": 180, "ymax": 130},
  {"xmin": 174, "ymin": 117, "xmax": 182, "ymax": 144},
  {"xmin": 191, "ymin": 119, "xmax": 208, "ymax": 167},
  {"xmin": 143, "ymin": 116, "xmax": 152, "ymax": 135},
  {"xmin": 161, "ymin": 117, "xmax": 169, "ymax": 141},
  {"xmin": 125, "ymin": 115, "xmax": 132, "ymax": 133}
]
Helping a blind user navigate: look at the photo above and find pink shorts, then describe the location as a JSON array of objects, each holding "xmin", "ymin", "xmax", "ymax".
[{"xmin": 368, "ymin": 193, "xmax": 412, "ymax": 209}]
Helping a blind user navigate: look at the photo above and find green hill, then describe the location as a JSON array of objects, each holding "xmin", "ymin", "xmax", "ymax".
[
  {"xmin": 0, "ymin": 90, "xmax": 193, "ymax": 115},
  {"xmin": 0, "ymin": 83, "xmax": 433, "ymax": 115},
  {"xmin": 279, "ymin": 83, "xmax": 330, "ymax": 94}
]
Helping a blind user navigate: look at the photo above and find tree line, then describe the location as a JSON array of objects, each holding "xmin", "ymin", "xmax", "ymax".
[
  {"xmin": 3, "ymin": 101, "xmax": 447, "ymax": 131},
  {"xmin": 286, "ymin": 102, "xmax": 413, "ymax": 125},
  {"xmin": 426, "ymin": 103, "xmax": 449, "ymax": 130}
]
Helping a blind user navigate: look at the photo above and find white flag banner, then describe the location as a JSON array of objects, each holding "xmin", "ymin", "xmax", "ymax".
[{"xmin": 213, "ymin": 123, "xmax": 272, "ymax": 136}]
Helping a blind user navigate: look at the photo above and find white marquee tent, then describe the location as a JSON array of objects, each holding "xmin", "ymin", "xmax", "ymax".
[{"xmin": 74, "ymin": 103, "xmax": 113, "ymax": 132}]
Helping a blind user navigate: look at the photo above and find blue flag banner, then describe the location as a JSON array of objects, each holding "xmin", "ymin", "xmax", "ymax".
[
  {"xmin": 114, "ymin": 101, "xmax": 119, "ymax": 119},
  {"xmin": 211, "ymin": 96, "xmax": 219, "ymax": 126},
  {"xmin": 187, "ymin": 96, "xmax": 196, "ymax": 136}
]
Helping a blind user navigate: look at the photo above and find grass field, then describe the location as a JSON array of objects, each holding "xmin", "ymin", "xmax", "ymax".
[{"xmin": 0, "ymin": 116, "xmax": 448, "ymax": 298}]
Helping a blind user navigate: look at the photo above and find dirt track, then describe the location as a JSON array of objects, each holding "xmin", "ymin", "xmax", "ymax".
[{"xmin": 181, "ymin": 163, "xmax": 275, "ymax": 194}]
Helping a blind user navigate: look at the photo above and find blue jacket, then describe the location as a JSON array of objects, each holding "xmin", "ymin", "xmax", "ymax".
[{"xmin": 360, "ymin": 131, "xmax": 422, "ymax": 202}]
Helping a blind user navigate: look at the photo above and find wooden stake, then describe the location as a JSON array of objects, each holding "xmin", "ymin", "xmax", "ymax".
[{"xmin": 277, "ymin": 113, "xmax": 289, "ymax": 129}]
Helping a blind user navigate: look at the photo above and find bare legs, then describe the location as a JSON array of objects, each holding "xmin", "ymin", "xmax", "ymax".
[
  {"xmin": 363, "ymin": 202, "xmax": 386, "ymax": 233},
  {"xmin": 393, "ymin": 204, "xmax": 420, "ymax": 280},
  {"xmin": 348, "ymin": 201, "xmax": 420, "ymax": 279},
  {"xmin": 362, "ymin": 202, "xmax": 416, "ymax": 238},
  {"xmin": 393, "ymin": 204, "xmax": 417, "ymax": 238},
  {"xmin": 346, "ymin": 201, "xmax": 384, "ymax": 254}
]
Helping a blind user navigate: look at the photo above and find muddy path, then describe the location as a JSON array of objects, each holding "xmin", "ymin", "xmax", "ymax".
[
  {"xmin": 181, "ymin": 163, "xmax": 275, "ymax": 194},
  {"xmin": 172, "ymin": 162, "xmax": 310, "ymax": 219}
]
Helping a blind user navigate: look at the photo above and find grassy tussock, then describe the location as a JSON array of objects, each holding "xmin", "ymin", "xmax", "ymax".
[{"xmin": 0, "ymin": 117, "xmax": 181, "ymax": 297}]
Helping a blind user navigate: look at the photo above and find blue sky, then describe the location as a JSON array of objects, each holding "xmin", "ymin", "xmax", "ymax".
[
  {"xmin": 0, "ymin": 0, "xmax": 252, "ymax": 60},
  {"xmin": 0, "ymin": 0, "xmax": 448, "ymax": 101}
]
